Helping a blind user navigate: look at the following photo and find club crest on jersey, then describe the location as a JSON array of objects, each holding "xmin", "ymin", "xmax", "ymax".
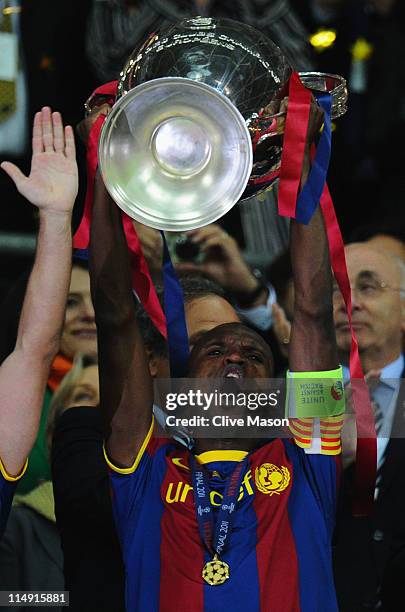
[{"xmin": 255, "ymin": 463, "xmax": 291, "ymax": 495}]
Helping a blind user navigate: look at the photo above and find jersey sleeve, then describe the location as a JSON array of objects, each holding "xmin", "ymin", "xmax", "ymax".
[
  {"xmin": 284, "ymin": 437, "xmax": 341, "ymax": 536},
  {"xmin": 301, "ymin": 450, "xmax": 341, "ymax": 536},
  {"xmin": 103, "ymin": 419, "xmax": 166, "ymax": 547},
  {"xmin": 289, "ymin": 413, "xmax": 343, "ymax": 529}
]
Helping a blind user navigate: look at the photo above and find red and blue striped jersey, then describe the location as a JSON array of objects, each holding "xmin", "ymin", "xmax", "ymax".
[{"xmin": 107, "ymin": 424, "xmax": 340, "ymax": 612}]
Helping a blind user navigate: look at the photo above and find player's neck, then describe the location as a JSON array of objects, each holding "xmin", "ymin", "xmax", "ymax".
[{"xmin": 193, "ymin": 438, "xmax": 258, "ymax": 454}]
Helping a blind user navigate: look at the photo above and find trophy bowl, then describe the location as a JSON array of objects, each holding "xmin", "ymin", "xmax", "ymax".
[{"xmin": 97, "ymin": 16, "xmax": 347, "ymax": 230}]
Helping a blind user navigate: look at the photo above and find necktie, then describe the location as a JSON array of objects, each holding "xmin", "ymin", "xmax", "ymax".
[
  {"xmin": 370, "ymin": 382, "xmax": 396, "ymax": 496},
  {"xmin": 0, "ymin": 1, "xmax": 17, "ymax": 123},
  {"xmin": 373, "ymin": 400, "xmax": 384, "ymax": 436}
]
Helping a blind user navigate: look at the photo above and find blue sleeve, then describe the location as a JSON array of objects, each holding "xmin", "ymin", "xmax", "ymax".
[
  {"xmin": 302, "ymin": 452, "xmax": 340, "ymax": 535},
  {"xmin": 105, "ymin": 434, "xmax": 170, "ymax": 552},
  {"xmin": 285, "ymin": 438, "xmax": 340, "ymax": 536},
  {"xmin": 108, "ymin": 449, "xmax": 154, "ymax": 545}
]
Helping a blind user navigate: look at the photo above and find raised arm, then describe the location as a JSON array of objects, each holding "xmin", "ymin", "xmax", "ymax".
[
  {"xmin": 288, "ymin": 106, "xmax": 338, "ymax": 373},
  {"xmin": 89, "ymin": 173, "xmax": 153, "ymax": 469},
  {"xmin": 0, "ymin": 108, "xmax": 77, "ymax": 476},
  {"xmin": 288, "ymin": 207, "xmax": 338, "ymax": 372}
]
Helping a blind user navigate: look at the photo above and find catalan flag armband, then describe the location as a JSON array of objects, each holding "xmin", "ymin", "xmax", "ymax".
[{"xmin": 286, "ymin": 367, "xmax": 345, "ymax": 455}]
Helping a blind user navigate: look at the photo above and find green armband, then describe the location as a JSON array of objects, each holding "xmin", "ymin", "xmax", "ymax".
[{"xmin": 285, "ymin": 366, "xmax": 345, "ymax": 418}]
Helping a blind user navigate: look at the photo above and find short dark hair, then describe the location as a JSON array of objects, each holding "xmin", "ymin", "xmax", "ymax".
[
  {"xmin": 176, "ymin": 274, "xmax": 225, "ymax": 302},
  {"xmin": 136, "ymin": 274, "xmax": 229, "ymax": 358}
]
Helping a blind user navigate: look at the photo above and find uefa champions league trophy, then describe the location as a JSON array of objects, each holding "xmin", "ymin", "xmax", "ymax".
[{"xmin": 92, "ymin": 16, "xmax": 347, "ymax": 232}]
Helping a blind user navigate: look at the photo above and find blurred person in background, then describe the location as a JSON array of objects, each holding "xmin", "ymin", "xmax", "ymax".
[
  {"xmin": 260, "ymin": 227, "xmax": 405, "ymax": 356},
  {"xmin": 0, "ymin": 106, "xmax": 77, "ymax": 536},
  {"xmin": 332, "ymin": 243, "xmax": 405, "ymax": 611}
]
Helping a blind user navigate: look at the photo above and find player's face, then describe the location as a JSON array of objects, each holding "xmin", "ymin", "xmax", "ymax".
[
  {"xmin": 188, "ymin": 323, "xmax": 273, "ymax": 379},
  {"xmin": 60, "ymin": 266, "xmax": 97, "ymax": 360}
]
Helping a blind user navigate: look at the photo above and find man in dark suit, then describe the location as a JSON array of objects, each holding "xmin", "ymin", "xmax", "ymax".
[{"xmin": 332, "ymin": 241, "xmax": 405, "ymax": 611}]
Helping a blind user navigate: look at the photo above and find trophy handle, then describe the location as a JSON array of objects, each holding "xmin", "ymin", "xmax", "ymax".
[{"xmin": 298, "ymin": 72, "xmax": 348, "ymax": 119}]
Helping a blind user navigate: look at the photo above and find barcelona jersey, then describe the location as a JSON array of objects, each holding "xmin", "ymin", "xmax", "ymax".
[{"xmin": 107, "ymin": 423, "xmax": 340, "ymax": 612}]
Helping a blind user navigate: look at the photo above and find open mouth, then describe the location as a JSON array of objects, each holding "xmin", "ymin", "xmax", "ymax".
[{"xmin": 222, "ymin": 364, "xmax": 244, "ymax": 379}]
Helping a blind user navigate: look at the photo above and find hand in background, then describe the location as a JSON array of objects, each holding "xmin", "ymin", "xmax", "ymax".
[
  {"xmin": 175, "ymin": 224, "xmax": 266, "ymax": 305},
  {"xmin": 1, "ymin": 107, "xmax": 78, "ymax": 214}
]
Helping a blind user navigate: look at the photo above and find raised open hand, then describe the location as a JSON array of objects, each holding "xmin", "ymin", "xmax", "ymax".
[{"xmin": 1, "ymin": 107, "xmax": 78, "ymax": 214}]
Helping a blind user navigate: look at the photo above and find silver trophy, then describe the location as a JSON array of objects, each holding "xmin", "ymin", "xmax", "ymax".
[{"xmin": 96, "ymin": 17, "xmax": 347, "ymax": 231}]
